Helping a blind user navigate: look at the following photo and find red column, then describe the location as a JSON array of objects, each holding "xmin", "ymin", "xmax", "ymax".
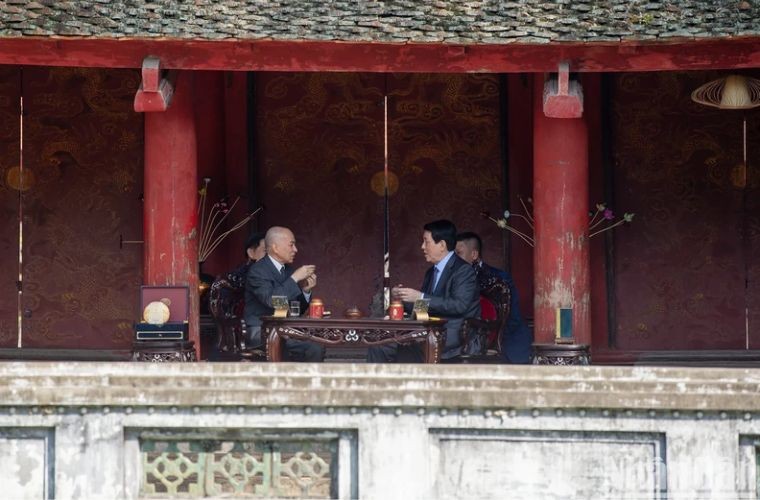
[
  {"xmin": 143, "ymin": 71, "xmax": 199, "ymax": 357},
  {"xmin": 532, "ymin": 74, "xmax": 590, "ymax": 345}
]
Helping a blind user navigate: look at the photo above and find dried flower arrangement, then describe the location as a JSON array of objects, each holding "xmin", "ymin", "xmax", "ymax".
[
  {"xmin": 482, "ymin": 197, "xmax": 634, "ymax": 247},
  {"xmin": 198, "ymin": 177, "xmax": 262, "ymax": 262}
]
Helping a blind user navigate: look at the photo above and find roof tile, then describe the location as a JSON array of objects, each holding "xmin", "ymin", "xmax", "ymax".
[{"xmin": 0, "ymin": 0, "xmax": 756, "ymax": 44}]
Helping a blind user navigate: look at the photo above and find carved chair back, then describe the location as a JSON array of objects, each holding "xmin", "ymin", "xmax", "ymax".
[
  {"xmin": 461, "ymin": 268, "xmax": 512, "ymax": 357},
  {"xmin": 208, "ymin": 277, "xmax": 247, "ymax": 354}
]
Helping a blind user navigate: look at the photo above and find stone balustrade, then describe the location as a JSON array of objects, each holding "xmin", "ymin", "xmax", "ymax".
[{"xmin": 1, "ymin": 362, "xmax": 759, "ymax": 498}]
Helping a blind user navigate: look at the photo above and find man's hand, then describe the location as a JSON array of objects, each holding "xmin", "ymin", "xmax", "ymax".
[
  {"xmin": 291, "ymin": 264, "xmax": 316, "ymax": 283},
  {"xmin": 301, "ymin": 274, "xmax": 317, "ymax": 292},
  {"xmin": 392, "ymin": 286, "xmax": 422, "ymax": 303}
]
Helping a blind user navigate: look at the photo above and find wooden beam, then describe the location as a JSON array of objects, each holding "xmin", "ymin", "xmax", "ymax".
[
  {"xmin": 133, "ymin": 56, "xmax": 176, "ymax": 112},
  {"xmin": 543, "ymin": 61, "xmax": 583, "ymax": 118},
  {"xmin": 0, "ymin": 37, "xmax": 759, "ymax": 73}
]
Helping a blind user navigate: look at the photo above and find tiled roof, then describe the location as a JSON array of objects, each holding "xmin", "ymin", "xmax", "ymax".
[{"xmin": 1, "ymin": 0, "xmax": 758, "ymax": 44}]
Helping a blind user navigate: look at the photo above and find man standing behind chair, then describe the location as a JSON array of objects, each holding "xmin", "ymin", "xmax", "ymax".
[
  {"xmin": 367, "ymin": 219, "xmax": 480, "ymax": 363},
  {"xmin": 244, "ymin": 226, "xmax": 324, "ymax": 362},
  {"xmin": 455, "ymin": 232, "xmax": 532, "ymax": 364}
]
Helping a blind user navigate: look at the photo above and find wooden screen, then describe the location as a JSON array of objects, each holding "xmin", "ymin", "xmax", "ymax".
[
  {"xmin": 0, "ymin": 66, "xmax": 21, "ymax": 346},
  {"xmin": 610, "ymin": 71, "xmax": 760, "ymax": 350},
  {"xmin": 254, "ymin": 73, "xmax": 505, "ymax": 316},
  {"xmin": 0, "ymin": 67, "xmax": 143, "ymax": 350}
]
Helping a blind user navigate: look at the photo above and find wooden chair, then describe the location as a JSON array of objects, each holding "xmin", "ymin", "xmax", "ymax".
[
  {"xmin": 208, "ymin": 277, "xmax": 264, "ymax": 360},
  {"xmin": 460, "ymin": 269, "xmax": 512, "ymax": 359}
]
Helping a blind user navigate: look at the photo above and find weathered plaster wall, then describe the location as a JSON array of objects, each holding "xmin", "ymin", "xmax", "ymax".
[{"xmin": 1, "ymin": 362, "xmax": 760, "ymax": 498}]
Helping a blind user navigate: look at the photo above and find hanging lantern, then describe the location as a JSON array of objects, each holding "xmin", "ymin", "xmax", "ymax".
[
  {"xmin": 691, "ymin": 75, "xmax": 760, "ymax": 110},
  {"xmin": 691, "ymin": 75, "xmax": 760, "ymax": 189}
]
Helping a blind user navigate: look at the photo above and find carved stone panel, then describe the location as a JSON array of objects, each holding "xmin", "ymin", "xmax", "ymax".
[
  {"xmin": 431, "ymin": 429, "xmax": 666, "ymax": 500},
  {"xmin": 128, "ymin": 428, "xmax": 357, "ymax": 499},
  {"xmin": 0, "ymin": 427, "xmax": 54, "ymax": 499}
]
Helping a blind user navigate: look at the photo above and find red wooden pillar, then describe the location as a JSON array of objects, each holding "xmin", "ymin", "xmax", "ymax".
[
  {"xmin": 142, "ymin": 70, "xmax": 200, "ymax": 358},
  {"xmin": 532, "ymin": 68, "xmax": 591, "ymax": 362}
]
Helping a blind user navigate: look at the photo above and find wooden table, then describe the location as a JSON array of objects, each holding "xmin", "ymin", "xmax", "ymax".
[{"xmin": 262, "ymin": 317, "xmax": 447, "ymax": 363}]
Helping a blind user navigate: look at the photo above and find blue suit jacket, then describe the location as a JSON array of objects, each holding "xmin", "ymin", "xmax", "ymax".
[
  {"xmin": 482, "ymin": 262, "xmax": 533, "ymax": 364},
  {"xmin": 418, "ymin": 254, "xmax": 481, "ymax": 359}
]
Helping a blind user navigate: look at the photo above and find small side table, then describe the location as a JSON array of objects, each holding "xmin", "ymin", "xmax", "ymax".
[
  {"xmin": 532, "ymin": 343, "xmax": 591, "ymax": 365},
  {"xmin": 132, "ymin": 341, "xmax": 197, "ymax": 362}
]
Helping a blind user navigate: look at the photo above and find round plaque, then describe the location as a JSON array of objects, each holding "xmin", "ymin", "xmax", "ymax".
[{"xmin": 143, "ymin": 300, "xmax": 171, "ymax": 325}]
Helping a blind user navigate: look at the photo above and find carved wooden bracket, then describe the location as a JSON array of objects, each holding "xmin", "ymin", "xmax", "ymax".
[
  {"xmin": 133, "ymin": 56, "xmax": 176, "ymax": 112},
  {"xmin": 543, "ymin": 61, "xmax": 584, "ymax": 118}
]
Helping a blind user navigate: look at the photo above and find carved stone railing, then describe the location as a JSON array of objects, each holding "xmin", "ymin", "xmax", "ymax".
[
  {"xmin": 134, "ymin": 429, "xmax": 343, "ymax": 498},
  {"xmin": 2, "ymin": 362, "xmax": 760, "ymax": 498}
]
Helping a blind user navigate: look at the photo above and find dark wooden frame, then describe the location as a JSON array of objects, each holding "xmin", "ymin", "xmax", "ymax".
[{"xmin": 262, "ymin": 317, "xmax": 447, "ymax": 363}]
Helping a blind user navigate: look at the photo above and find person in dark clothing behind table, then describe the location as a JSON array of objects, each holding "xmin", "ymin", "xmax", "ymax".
[{"xmin": 455, "ymin": 231, "xmax": 533, "ymax": 364}]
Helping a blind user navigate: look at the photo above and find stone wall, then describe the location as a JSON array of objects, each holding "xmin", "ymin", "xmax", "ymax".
[{"xmin": 1, "ymin": 362, "xmax": 759, "ymax": 498}]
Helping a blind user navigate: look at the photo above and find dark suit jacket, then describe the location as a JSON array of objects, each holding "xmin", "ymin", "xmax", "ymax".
[
  {"xmin": 418, "ymin": 254, "xmax": 481, "ymax": 359},
  {"xmin": 481, "ymin": 262, "xmax": 533, "ymax": 364},
  {"xmin": 244, "ymin": 256, "xmax": 309, "ymax": 328}
]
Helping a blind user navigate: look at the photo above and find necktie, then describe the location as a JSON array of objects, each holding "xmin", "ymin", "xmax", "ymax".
[
  {"xmin": 431, "ymin": 267, "xmax": 440, "ymax": 293},
  {"xmin": 279, "ymin": 266, "xmax": 286, "ymax": 276}
]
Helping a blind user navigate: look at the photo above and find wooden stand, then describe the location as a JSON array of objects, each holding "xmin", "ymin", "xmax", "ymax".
[
  {"xmin": 132, "ymin": 341, "xmax": 197, "ymax": 362},
  {"xmin": 531, "ymin": 343, "xmax": 591, "ymax": 365}
]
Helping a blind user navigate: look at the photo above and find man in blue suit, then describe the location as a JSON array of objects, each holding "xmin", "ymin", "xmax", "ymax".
[
  {"xmin": 367, "ymin": 219, "xmax": 481, "ymax": 363},
  {"xmin": 455, "ymin": 232, "xmax": 533, "ymax": 364}
]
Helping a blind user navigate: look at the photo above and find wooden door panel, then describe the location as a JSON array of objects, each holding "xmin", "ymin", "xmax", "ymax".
[
  {"xmin": 0, "ymin": 66, "xmax": 20, "ymax": 347},
  {"xmin": 20, "ymin": 67, "xmax": 143, "ymax": 349},
  {"xmin": 386, "ymin": 74, "xmax": 504, "ymax": 288},
  {"xmin": 255, "ymin": 72, "xmax": 386, "ymax": 315},
  {"xmin": 611, "ymin": 71, "xmax": 750, "ymax": 350},
  {"xmin": 745, "ymin": 110, "xmax": 760, "ymax": 348}
]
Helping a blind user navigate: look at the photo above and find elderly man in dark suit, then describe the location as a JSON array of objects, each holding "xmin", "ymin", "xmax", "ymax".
[
  {"xmin": 367, "ymin": 219, "xmax": 481, "ymax": 363},
  {"xmin": 244, "ymin": 226, "xmax": 324, "ymax": 362}
]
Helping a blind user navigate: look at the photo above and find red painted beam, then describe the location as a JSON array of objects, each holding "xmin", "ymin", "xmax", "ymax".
[
  {"xmin": 133, "ymin": 56, "xmax": 176, "ymax": 112},
  {"xmin": 543, "ymin": 62, "xmax": 583, "ymax": 119},
  {"xmin": 0, "ymin": 37, "xmax": 759, "ymax": 73}
]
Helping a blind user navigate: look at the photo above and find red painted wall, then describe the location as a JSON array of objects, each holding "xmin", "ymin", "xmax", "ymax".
[
  {"xmin": 193, "ymin": 71, "xmax": 228, "ymax": 278},
  {"xmin": 192, "ymin": 71, "xmax": 254, "ymax": 282},
  {"xmin": 223, "ymin": 72, "xmax": 253, "ymax": 270}
]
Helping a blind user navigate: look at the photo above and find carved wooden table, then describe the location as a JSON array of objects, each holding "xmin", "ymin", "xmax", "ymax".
[{"xmin": 262, "ymin": 317, "xmax": 447, "ymax": 363}]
